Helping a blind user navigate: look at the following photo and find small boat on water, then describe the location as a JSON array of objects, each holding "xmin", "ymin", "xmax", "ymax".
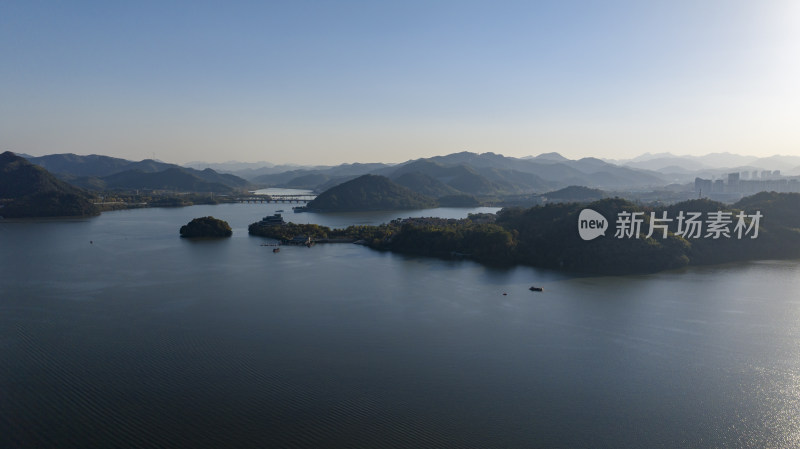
[
  {"xmin": 529, "ymin": 286, "xmax": 544, "ymax": 292},
  {"xmin": 273, "ymin": 248, "xmax": 280, "ymax": 253}
]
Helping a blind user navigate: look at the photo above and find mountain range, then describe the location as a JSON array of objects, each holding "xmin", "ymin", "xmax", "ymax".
[
  {"xmin": 14, "ymin": 150, "xmax": 800, "ymax": 202},
  {"xmin": 607, "ymin": 152, "xmax": 800, "ymax": 177},
  {"xmin": 22, "ymin": 153, "xmax": 250, "ymax": 193},
  {"xmin": 246, "ymin": 151, "xmax": 670, "ymax": 197}
]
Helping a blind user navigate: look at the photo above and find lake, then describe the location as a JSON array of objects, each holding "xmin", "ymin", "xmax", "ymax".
[{"xmin": 2, "ymin": 203, "xmax": 799, "ymax": 448}]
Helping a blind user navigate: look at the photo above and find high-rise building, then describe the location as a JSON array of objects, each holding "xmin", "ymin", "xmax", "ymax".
[
  {"xmin": 695, "ymin": 177, "xmax": 712, "ymax": 196},
  {"xmin": 727, "ymin": 173, "xmax": 740, "ymax": 192}
]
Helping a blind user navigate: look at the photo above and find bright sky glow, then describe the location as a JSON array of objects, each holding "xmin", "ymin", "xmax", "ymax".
[{"xmin": 1, "ymin": 0, "xmax": 798, "ymax": 165}]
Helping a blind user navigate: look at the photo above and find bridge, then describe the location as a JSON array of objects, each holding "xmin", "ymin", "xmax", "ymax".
[{"xmin": 235, "ymin": 194, "xmax": 316, "ymax": 204}]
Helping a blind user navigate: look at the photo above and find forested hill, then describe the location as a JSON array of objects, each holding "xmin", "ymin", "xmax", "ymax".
[
  {"xmin": 306, "ymin": 174, "xmax": 438, "ymax": 211},
  {"xmin": 493, "ymin": 192, "xmax": 800, "ymax": 274},
  {"xmin": 367, "ymin": 192, "xmax": 800, "ymax": 274},
  {"xmin": 0, "ymin": 151, "xmax": 99, "ymax": 217},
  {"xmin": 249, "ymin": 191, "xmax": 800, "ymax": 274}
]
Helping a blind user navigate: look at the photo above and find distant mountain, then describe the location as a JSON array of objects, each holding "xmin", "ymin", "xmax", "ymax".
[
  {"xmin": 313, "ymin": 175, "xmax": 362, "ymax": 192},
  {"xmin": 307, "ymin": 175, "xmax": 437, "ymax": 211},
  {"xmin": 405, "ymin": 152, "xmax": 666, "ymax": 189},
  {"xmin": 445, "ymin": 168, "xmax": 503, "ymax": 195},
  {"xmin": 183, "ymin": 161, "xmax": 276, "ymax": 172},
  {"xmin": 97, "ymin": 167, "xmax": 237, "ymax": 193},
  {"xmin": 392, "ymin": 172, "xmax": 462, "ymax": 197},
  {"xmin": 473, "ymin": 167, "xmax": 551, "ymax": 192},
  {"xmin": 283, "ymin": 173, "xmax": 334, "ymax": 190},
  {"xmin": 750, "ymin": 155, "xmax": 800, "ymax": 171},
  {"xmin": 388, "ymin": 160, "xmax": 503, "ymax": 194},
  {"xmin": 623, "ymin": 156, "xmax": 711, "ymax": 172},
  {"xmin": 252, "ymin": 162, "xmax": 391, "ymax": 189},
  {"xmin": 426, "ymin": 151, "xmax": 508, "ymax": 167},
  {"xmin": 26, "ymin": 154, "xmax": 172, "ymax": 177},
  {"xmin": 526, "ymin": 152, "xmax": 570, "ymax": 163},
  {"xmin": 23, "ymin": 153, "xmax": 250, "ymax": 192},
  {"xmin": 617, "ymin": 152, "xmax": 763, "ymax": 172},
  {"xmin": 693, "ymin": 153, "xmax": 759, "ymax": 168},
  {"xmin": 616, "ymin": 153, "xmax": 800, "ymax": 181},
  {"xmin": 187, "ymin": 163, "xmax": 319, "ymax": 181},
  {"xmin": 544, "ymin": 185, "xmax": 605, "ymax": 202},
  {"xmin": 20, "ymin": 154, "xmax": 115, "ymax": 176},
  {"xmin": 184, "ymin": 160, "xmax": 394, "ymax": 182},
  {"xmin": 31, "ymin": 149, "xmax": 800, "ymax": 198},
  {"xmin": 0, "ymin": 152, "xmax": 98, "ymax": 217},
  {"xmin": 193, "ymin": 168, "xmax": 250, "ymax": 189}
]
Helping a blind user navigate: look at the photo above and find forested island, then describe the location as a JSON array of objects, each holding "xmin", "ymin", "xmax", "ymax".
[
  {"xmin": 250, "ymin": 192, "xmax": 800, "ymax": 275},
  {"xmin": 180, "ymin": 216, "xmax": 233, "ymax": 238}
]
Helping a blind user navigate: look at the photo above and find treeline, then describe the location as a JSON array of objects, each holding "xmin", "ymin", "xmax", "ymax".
[
  {"xmin": 248, "ymin": 192, "xmax": 800, "ymax": 275},
  {"xmin": 375, "ymin": 221, "xmax": 515, "ymax": 264},
  {"xmin": 94, "ymin": 193, "xmax": 232, "ymax": 211},
  {"xmin": 248, "ymin": 215, "xmax": 514, "ymax": 265},
  {"xmin": 496, "ymin": 198, "xmax": 691, "ymax": 274},
  {"xmin": 0, "ymin": 192, "xmax": 99, "ymax": 218},
  {"xmin": 496, "ymin": 192, "xmax": 800, "ymax": 274}
]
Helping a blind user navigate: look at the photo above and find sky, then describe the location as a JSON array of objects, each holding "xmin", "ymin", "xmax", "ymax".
[{"xmin": 1, "ymin": 0, "xmax": 798, "ymax": 165}]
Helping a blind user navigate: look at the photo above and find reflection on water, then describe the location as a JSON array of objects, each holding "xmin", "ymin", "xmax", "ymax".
[{"xmin": 1, "ymin": 204, "xmax": 799, "ymax": 448}]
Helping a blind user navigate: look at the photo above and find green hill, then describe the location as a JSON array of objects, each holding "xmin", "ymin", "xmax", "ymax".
[
  {"xmin": 392, "ymin": 172, "xmax": 462, "ymax": 197},
  {"xmin": 495, "ymin": 193, "xmax": 800, "ymax": 274},
  {"xmin": 307, "ymin": 175, "xmax": 438, "ymax": 211},
  {"xmin": 0, "ymin": 152, "xmax": 98, "ymax": 218}
]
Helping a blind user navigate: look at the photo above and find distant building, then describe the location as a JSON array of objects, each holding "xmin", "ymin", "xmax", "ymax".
[
  {"xmin": 260, "ymin": 213, "xmax": 285, "ymax": 225},
  {"xmin": 727, "ymin": 172, "xmax": 740, "ymax": 193},
  {"xmin": 695, "ymin": 177, "xmax": 712, "ymax": 197}
]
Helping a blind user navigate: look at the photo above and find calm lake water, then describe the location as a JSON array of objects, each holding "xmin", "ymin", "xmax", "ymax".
[{"xmin": 2, "ymin": 203, "xmax": 800, "ymax": 448}]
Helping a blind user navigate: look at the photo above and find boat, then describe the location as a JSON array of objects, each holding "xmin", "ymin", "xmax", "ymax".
[
  {"xmin": 275, "ymin": 209, "xmax": 284, "ymax": 212},
  {"xmin": 273, "ymin": 247, "xmax": 280, "ymax": 253},
  {"xmin": 529, "ymin": 286, "xmax": 544, "ymax": 292}
]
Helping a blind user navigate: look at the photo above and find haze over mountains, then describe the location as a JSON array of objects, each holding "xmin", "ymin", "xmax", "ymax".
[
  {"xmin": 22, "ymin": 153, "xmax": 249, "ymax": 194},
  {"xmin": 13, "ymin": 151, "xmax": 800, "ymax": 201},
  {"xmin": 607, "ymin": 152, "xmax": 800, "ymax": 177}
]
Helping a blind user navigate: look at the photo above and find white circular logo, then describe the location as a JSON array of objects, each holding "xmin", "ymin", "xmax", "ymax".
[{"xmin": 578, "ymin": 209, "xmax": 608, "ymax": 241}]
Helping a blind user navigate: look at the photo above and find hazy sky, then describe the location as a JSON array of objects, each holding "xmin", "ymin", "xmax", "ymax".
[{"xmin": 2, "ymin": 1, "xmax": 798, "ymax": 165}]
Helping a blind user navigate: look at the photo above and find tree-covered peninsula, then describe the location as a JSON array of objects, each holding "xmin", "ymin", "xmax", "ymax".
[
  {"xmin": 180, "ymin": 216, "xmax": 233, "ymax": 238},
  {"xmin": 250, "ymin": 192, "xmax": 800, "ymax": 275}
]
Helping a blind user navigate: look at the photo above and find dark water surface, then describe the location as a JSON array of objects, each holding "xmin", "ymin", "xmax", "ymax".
[{"xmin": 2, "ymin": 204, "xmax": 799, "ymax": 448}]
